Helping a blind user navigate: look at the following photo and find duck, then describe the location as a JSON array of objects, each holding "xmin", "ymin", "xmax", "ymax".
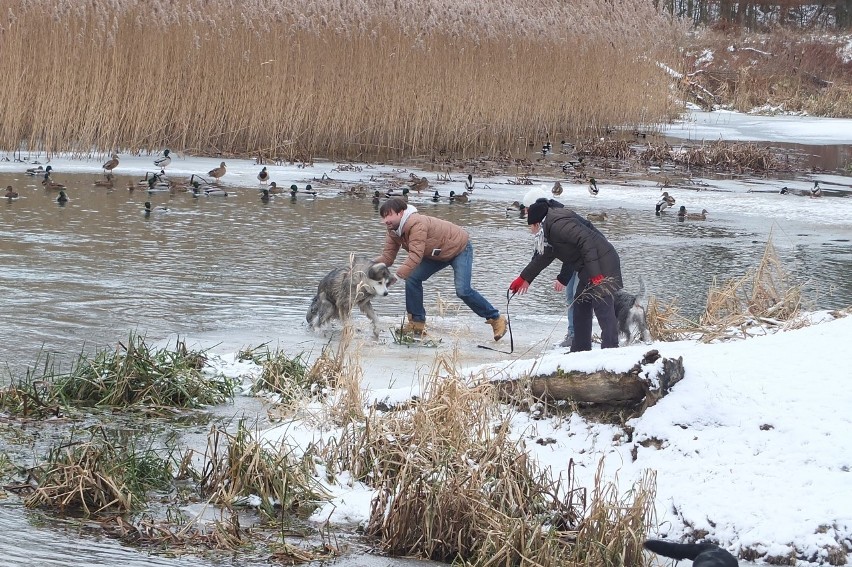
[
  {"xmin": 138, "ymin": 170, "xmax": 168, "ymax": 186},
  {"xmin": 43, "ymin": 176, "xmax": 66, "ymax": 190},
  {"xmin": 5, "ymin": 185, "xmax": 19, "ymax": 199},
  {"xmin": 551, "ymin": 181, "xmax": 563, "ymax": 196},
  {"xmin": 94, "ymin": 174, "xmax": 114, "ymax": 188},
  {"xmin": 686, "ymin": 208, "xmax": 709, "ymax": 220},
  {"xmin": 303, "ymin": 183, "xmax": 317, "ymax": 197},
  {"xmin": 409, "ymin": 174, "xmax": 429, "ymax": 194},
  {"xmin": 810, "ymin": 181, "xmax": 822, "ymax": 198},
  {"xmin": 56, "ymin": 190, "xmax": 69, "ymax": 204},
  {"xmin": 260, "ymin": 188, "xmax": 271, "ymax": 203},
  {"xmin": 506, "ymin": 201, "xmax": 527, "ymax": 218},
  {"xmin": 147, "ymin": 176, "xmax": 172, "ymax": 193},
  {"xmin": 26, "ymin": 165, "xmax": 48, "ymax": 176},
  {"xmin": 207, "ymin": 161, "xmax": 227, "ymax": 183},
  {"xmin": 372, "ymin": 190, "xmax": 382, "ymax": 205},
  {"xmin": 431, "ymin": 190, "xmax": 441, "ymax": 202},
  {"xmin": 676, "ymin": 205, "xmax": 686, "ymax": 221},
  {"xmin": 464, "ymin": 173, "xmax": 475, "ymax": 193},
  {"xmin": 154, "ymin": 149, "xmax": 172, "ymax": 169},
  {"xmin": 268, "ymin": 181, "xmax": 284, "ymax": 195},
  {"xmin": 541, "ymin": 141, "xmax": 552, "ymax": 156},
  {"xmin": 102, "ymin": 153, "xmax": 119, "ymax": 173},
  {"xmin": 587, "ymin": 212, "xmax": 608, "ymax": 222},
  {"xmin": 562, "ymin": 156, "xmax": 584, "ymax": 172},
  {"xmin": 257, "ymin": 166, "xmax": 269, "ymax": 185},
  {"xmin": 449, "ymin": 190, "xmax": 469, "ymax": 204},
  {"xmin": 655, "ymin": 191, "xmax": 676, "ymax": 214},
  {"xmin": 205, "ymin": 186, "xmax": 229, "ymax": 197},
  {"xmin": 143, "ymin": 201, "xmax": 168, "ymax": 214},
  {"xmin": 588, "ymin": 177, "xmax": 599, "ymax": 196},
  {"xmin": 189, "ymin": 173, "xmax": 211, "ymax": 189}
]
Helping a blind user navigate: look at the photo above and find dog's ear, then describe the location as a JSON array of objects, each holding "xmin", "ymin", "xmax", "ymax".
[{"xmin": 368, "ymin": 262, "xmax": 388, "ymax": 280}]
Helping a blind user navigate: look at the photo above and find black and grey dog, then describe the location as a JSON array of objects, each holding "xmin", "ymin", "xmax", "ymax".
[
  {"xmin": 613, "ymin": 276, "xmax": 652, "ymax": 345},
  {"xmin": 306, "ymin": 256, "xmax": 396, "ymax": 338},
  {"xmin": 644, "ymin": 539, "xmax": 738, "ymax": 567}
]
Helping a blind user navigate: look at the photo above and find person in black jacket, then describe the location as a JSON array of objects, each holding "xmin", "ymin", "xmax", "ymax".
[{"xmin": 509, "ymin": 197, "xmax": 622, "ymax": 352}]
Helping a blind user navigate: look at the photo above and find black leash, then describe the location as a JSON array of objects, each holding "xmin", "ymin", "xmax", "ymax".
[{"xmin": 477, "ymin": 289, "xmax": 515, "ymax": 355}]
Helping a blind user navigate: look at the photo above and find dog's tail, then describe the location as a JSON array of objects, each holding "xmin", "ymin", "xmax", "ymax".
[
  {"xmin": 636, "ymin": 275, "xmax": 648, "ymax": 306},
  {"xmin": 643, "ymin": 539, "xmax": 717, "ymax": 560}
]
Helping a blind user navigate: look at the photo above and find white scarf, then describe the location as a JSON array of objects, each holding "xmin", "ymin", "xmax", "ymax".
[
  {"xmin": 533, "ymin": 217, "xmax": 547, "ymax": 255},
  {"xmin": 395, "ymin": 205, "xmax": 419, "ymax": 236}
]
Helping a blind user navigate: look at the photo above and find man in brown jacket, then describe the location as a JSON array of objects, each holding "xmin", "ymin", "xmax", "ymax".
[{"xmin": 376, "ymin": 197, "xmax": 507, "ymax": 340}]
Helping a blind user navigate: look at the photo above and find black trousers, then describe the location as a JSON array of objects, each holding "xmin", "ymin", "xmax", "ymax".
[{"xmin": 570, "ymin": 285, "xmax": 618, "ymax": 352}]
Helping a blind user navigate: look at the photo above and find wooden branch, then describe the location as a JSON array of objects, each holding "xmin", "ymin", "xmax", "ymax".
[{"xmin": 493, "ymin": 350, "xmax": 685, "ymax": 411}]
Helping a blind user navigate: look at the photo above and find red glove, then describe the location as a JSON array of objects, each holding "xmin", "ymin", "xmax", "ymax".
[
  {"xmin": 590, "ymin": 274, "xmax": 604, "ymax": 286},
  {"xmin": 509, "ymin": 276, "xmax": 530, "ymax": 295}
]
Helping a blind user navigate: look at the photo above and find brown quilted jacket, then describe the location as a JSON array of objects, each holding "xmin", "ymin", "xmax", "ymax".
[{"xmin": 377, "ymin": 213, "xmax": 469, "ymax": 279}]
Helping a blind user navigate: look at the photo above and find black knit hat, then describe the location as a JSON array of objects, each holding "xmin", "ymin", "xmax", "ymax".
[{"xmin": 526, "ymin": 198, "xmax": 549, "ymax": 225}]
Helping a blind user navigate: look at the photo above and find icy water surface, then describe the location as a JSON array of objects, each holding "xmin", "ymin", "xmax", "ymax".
[{"xmin": 1, "ymin": 170, "xmax": 851, "ymax": 374}]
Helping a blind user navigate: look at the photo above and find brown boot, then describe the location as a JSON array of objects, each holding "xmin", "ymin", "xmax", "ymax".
[
  {"xmin": 486, "ymin": 316, "xmax": 507, "ymax": 341},
  {"xmin": 403, "ymin": 314, "xmax": 426, "ymax": 336}
]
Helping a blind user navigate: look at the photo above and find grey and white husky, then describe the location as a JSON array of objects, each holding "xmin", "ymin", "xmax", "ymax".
[
  {"xmin": 306, "ymin": 255, "xmax": 396, "ymax": 338},
  {"xmin": 613, "ymin": 276, "xmax": 652, "ymax": 345}
]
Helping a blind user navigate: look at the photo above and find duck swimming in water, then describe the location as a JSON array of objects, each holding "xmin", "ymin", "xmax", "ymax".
[{"xmin": 449, "ymin": 190, "xmax": 469, "ymax": 204}]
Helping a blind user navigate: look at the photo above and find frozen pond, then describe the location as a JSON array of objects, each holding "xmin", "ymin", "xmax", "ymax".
[{"xmin": 2, "ymin": 167, "xmax": 851, "ymax": 376}]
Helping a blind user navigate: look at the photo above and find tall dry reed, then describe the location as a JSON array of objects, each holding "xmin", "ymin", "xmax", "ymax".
[{"xmin": 0, "ymin": 0, "xmax": 686, "ymax": 159}]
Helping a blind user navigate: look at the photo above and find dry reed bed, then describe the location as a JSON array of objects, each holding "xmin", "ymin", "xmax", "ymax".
[
  {"xmin": 0, "ymin": 0, "xmax": 684, "ymax": 158},
  {"xmin": 647, "ymin": 239, "xmax": 806, "ymax": 342},
  {"xmin": 639, "ymin": 140, "xmax": 779, "ymax": 171},
  {"xmin": 321, "ymin": 351, "xmax": 654, "ymax": 565},
  {"xmin": 684, "ymin": 28, "xmax": 852, "ymax": 117}
]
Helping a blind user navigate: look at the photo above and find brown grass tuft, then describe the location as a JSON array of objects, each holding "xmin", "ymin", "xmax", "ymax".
[
  {"xmin": 648, "ymin": 237, "xmax": 806, "ymax": 343},
  {"xmin": 321, "ymin": 353, "xmax": 657, "ymax": 565}
]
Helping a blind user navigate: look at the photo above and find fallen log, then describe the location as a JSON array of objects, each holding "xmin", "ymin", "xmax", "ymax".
[{"xmin": 493, "ymin": 350, "xmax": 685, "ymax": 409}]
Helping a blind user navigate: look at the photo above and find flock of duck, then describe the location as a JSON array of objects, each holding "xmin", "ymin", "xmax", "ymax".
[
  {"xmin": 4, "ymin": 152, "xmax": 823, "ymax": 224},
  {"xmin": 502, "ymin": 178, "xmax": 710, "ymax": 223},
  {"xmin": 7, "ymin": 151, "xmax": 322, "ymax": 207}
]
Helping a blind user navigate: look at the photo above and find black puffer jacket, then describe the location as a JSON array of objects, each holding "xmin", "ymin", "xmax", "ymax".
[{"xmin": 520, "ymin": 206, "xmax": 623, "ymax": 290}]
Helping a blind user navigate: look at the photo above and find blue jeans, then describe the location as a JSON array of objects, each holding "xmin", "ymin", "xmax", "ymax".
[
  {"xmin": 565, "ymin": 271, "xmax": 578, "ymax": 335},
  {"xmin": 405, "ymin": 241, "xmax": 499, "ymax": 322}
]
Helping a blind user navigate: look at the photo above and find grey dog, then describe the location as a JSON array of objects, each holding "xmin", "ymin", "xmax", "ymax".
[
  {"xmin": 306, "ymin": 256, "xmax": 396, "ymax": 338},
  {"xmin": 613, "ymin": 276, "xmax": 652, "ymax": 345}
]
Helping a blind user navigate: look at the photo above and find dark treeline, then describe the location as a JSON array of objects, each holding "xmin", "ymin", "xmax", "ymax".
[{"xmin": 655, "ymin": 0, "xmax": 852, "ymax": 29}]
